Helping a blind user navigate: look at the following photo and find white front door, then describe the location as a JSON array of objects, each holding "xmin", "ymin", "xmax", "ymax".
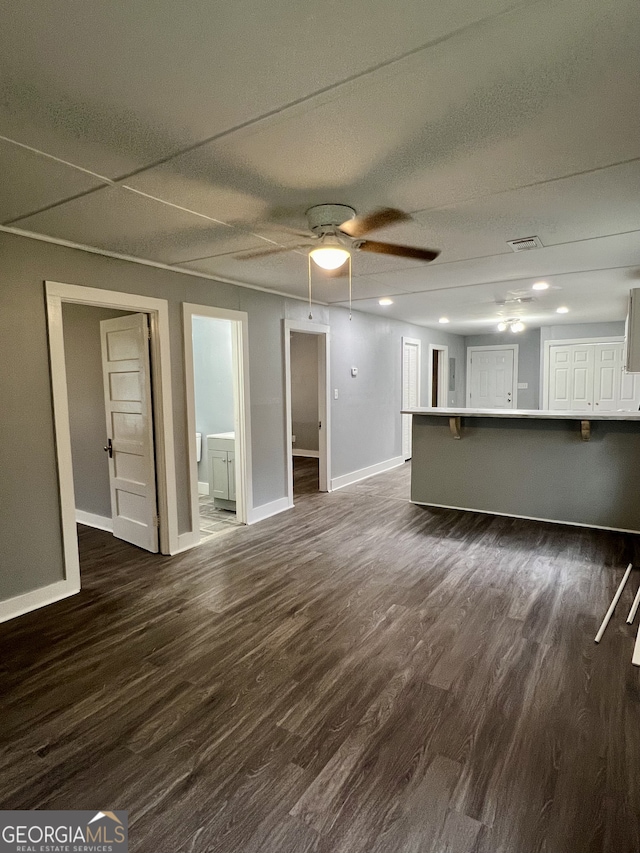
[
  {"xmin": 468, "ymin": 347, "xmax": 515, "ymax": 408},
  {"xmin": 100, "ymin": 313, "xmax": 158, "ymax": 552},
  {"xmin": 402, "ymin": 338, "xmax": 421, "ymax": 459}
]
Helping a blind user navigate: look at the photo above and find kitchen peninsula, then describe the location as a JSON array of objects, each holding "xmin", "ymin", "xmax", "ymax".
[{"xmin": 404, "ymin": 408, "xmax": 640, "ymax": 533}]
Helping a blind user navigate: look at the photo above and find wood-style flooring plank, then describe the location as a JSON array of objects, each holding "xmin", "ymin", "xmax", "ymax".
[{"xmin": 1, "ymin": 459, "xmax": 639, "ymax": 852}]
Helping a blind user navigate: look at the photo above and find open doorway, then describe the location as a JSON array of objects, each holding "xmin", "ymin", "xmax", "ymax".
[
  {"xmin": 284, "ymin": 319, "xmax": 331, "ymax": 502},
  {"xmin": 61, "ymin": 303, "xmax": 162, "ymax": 550},
  {"xmin": 45, "ymin": 281, "xmax": 179, "ymax": 602},
  {"xmin": 428, "ymin": 343, "xmax": 449, "ymax": 408},
  {"xmin": 183, "ymin": 304, "xmax": 251, "ymax": 544}
]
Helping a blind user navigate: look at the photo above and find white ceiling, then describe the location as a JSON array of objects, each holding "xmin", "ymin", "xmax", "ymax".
[{"xmin": 1, "ymin": 0, "xmax": 639, "ymax": 334}]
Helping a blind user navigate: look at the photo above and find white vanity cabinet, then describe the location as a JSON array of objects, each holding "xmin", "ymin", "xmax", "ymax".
[{"xmin": 207, "ymin": 432, "xmax": 236, "ymax": 510}]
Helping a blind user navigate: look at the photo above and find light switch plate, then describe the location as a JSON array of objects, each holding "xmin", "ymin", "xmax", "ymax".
[{"xmin": 517, "ymin": 382, "xmax": 528, "ymax": 389}]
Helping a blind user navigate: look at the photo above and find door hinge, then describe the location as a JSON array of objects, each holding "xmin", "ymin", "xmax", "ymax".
[
  {"xmin": 153, "ymin": 514, "xmax": 159, "ymax": 528},
  {"xmin": 148, "ymin": 327, "xmax": 152, "ymax": 340},
  {"xmin": 318, "ymin": 420, "xmax": 322, "ymax": 430}
]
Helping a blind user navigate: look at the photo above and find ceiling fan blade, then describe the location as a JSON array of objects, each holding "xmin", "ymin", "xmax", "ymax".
[
  {"xmin": 358, "ymin": 240, "xmax": 440, "ymax": 262},
  {"xmin": 235, "ymin": 243, "xmax": 310, "ymax": 260},
  {"xmin": 252, "ymin": 222, "xmax": 312, "ymax": 239},
  {"xmin": 339, "ymin": 207, "xmax": 411, "ymax": 238}
]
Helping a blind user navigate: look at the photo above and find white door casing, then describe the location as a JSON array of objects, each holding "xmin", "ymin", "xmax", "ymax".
[
  {"xmin": 428, "ymin": 344, "xmax": 449, "ymax": 408},
  {"xmin": 100, "ymin": 313, "xmax": 158, "ymax": 552},
  {"xmin": 402, "ymin": 337, "xmax": 421, "ymax": 460},
  {"xmin": 467, "ymin": 346, "xmax": 517, "ymax": 409}
]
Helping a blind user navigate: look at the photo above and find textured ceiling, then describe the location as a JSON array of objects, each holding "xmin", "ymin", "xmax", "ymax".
[{"xmin": 1, "ymin": 0, "xmax": 639, "ymax": 333}]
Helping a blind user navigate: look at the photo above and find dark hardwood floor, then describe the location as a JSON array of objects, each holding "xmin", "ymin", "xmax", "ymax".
[{"xmin": 2, "ymin": 462, "xmax": 640, "ymax": 852}]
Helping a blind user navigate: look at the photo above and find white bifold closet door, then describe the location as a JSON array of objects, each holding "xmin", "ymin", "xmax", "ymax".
[{"xmin": 100, "ymin": 313, "xmax": 158, "ymax": 552}]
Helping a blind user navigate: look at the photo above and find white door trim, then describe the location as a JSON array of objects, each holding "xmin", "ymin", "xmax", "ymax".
[
  {"xmin": 182, "ymin": 304, "xmax": 253, "ymax": 541},
  {"xmin": 542, "ymin": 337, "xmax": 624, "ymax": 408},
  {"xmin": 402, "ymin": 337, "xmax": 421, "ymax": 460},
  {"xmin": 284, "ymin": 319, "xmax": 331, "ymax": 503},
  {"xmin": 45, "ymin": 281, "xmax": 179, "ymax": 604},
  {"xmin": 428, "ymin": 343, "xmax": 449, "ymax": 407},
  {"xmin": 466, "ymin": 344, "xmax": 518, "ymax": 408}
]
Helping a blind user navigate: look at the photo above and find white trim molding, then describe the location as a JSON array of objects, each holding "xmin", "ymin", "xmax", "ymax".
[
  {"xmin": 427, "ymin": 343, "xmax": 449, "ymax": 407},
  {"xmin": 247, "ymin": 496, "xmax": 293, "ymax": 524},
  {"xmin": 292, "ymin": 449, "xmax": 320, "ymax": 458},
  {"xmin": 330, "ymin": 456, "xmax": 404, "ymax": 491},
  {"xmin": 198, "ymin": 481, "xmax": 210, "ymax": 496},
  {"xmin": 0, "ymin": 580, "xmax": 80, "ymax": 625},
  {"xmin": 75, "ymin": 510, "xmax": 113, "ymax": 532}
]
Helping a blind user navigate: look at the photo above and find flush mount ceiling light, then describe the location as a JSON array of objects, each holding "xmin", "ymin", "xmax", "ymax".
[
  {"xmin": 379, "ymin": 297, "xmax": 393, "ymax": 306},
  {"xmin": 498, "ymin": 317, "xmax": 526, "ymax": 333},
  {"xmin": 557, "ymin": 306, "xmax": 569, "ymax": 314},
  {"xmin": 532, "ymin": 281, "xmax": 549, "ymax": 291},
  {"xmin": 439, "ymin": 317, "xmax": 450, "ymax": 324}
]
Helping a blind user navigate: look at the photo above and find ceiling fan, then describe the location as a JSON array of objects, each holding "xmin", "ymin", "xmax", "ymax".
[{"xmin": 236, "ymin": 204, "xmax": 440, "ymax": 269}]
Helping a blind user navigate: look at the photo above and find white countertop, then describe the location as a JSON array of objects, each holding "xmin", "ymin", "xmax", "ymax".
[
  {"xmin": 402, "ymin": 407, "xmax": 640, "ymax": 421},
  {"xmin": 206, "ymin": 431, "xmax": 235, "ymax": 439}
]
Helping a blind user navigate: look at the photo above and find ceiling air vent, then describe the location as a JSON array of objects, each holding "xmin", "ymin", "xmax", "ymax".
[{"xmin": 507, "ymin": 236, "xmax": 543, "ymax": 252}]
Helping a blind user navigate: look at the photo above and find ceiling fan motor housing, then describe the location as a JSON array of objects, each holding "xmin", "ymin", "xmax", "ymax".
[{"xmin": 306, "ymin": 204, "xmax": 356, "ymax": 236}]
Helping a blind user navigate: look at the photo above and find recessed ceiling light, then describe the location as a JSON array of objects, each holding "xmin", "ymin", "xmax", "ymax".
[
  {"xmin": 532, "ymin": 281, "xmax": 549, "ymax": 291},
  {"xmin": 378, "ymin": 298, "xmax": 393, "ymax": 306},
  {"xmin": 439, "ymin": 317, "xmax": 450, "ymax": 324},
  {"xmin": 556, "ymin": 306, "xmax": 569, "ymax": 314}
]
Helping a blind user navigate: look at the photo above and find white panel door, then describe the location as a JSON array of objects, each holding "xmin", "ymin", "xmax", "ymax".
[
  {"xmin": 618, "ymin": 364, "xmax": 640, "ymax": 411},
  {"xmin": 548, "ymin": 344, "xmax": 595, "ymax": 411},
  {"xmin": 100, "ymin": 313, "xmax": 158, "ymax": 552},
  {"xmin": 593, "ymin": 343, "xmax": 621, "ymax": 412},
  {"xmin": 468, "ymin": 348, "xmax": 515, "ymax": 408},
  {"xmin": 402, "ymin": 339, "xmax": 420, "ymax": 460}
]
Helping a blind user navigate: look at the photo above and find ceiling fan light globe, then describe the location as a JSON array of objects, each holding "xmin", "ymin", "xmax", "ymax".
[{"xmin": 310, "ymin": 247, "xmax": 350, "ymax": 270}]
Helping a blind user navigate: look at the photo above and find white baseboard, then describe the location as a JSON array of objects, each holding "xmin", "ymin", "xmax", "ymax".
[
  {"xmin": 75, "ymin": 510, "xmax": 113, "ymax": 532},
  {"xmin": 292, "ymin": 449, "xmax": 320, "ymax": 458},
  {"xmin": 198, "ymin": 481, "xmax": 210, "ymax": 496},
  {"xmin": 330, "ymin": 456, "xmax": 404, "ymax": 491},
  {"xmin": 172, "ymin": 531, "xmax": 201, "ymax": 554},
  {"xmin": 0, "ymin": 579, "xmax": 80, "ymax": 624},
  {"xmin": 247, "ymin": 496, "xmax": 293, "ymax": 524}
]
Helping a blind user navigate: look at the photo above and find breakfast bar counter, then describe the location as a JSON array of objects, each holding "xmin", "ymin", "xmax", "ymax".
[{"xmin": 403, "ymin": 407, "xmax": 640, "ymax": 532}]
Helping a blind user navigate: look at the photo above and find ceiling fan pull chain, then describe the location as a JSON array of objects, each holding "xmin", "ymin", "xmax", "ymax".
[
  {"xmin": 349, "ymin": 254, "xmax": 352, "ymax": 321},
  {"xmin": 308, "ymin": 253, "xmax": 313, "ymax": 320}
]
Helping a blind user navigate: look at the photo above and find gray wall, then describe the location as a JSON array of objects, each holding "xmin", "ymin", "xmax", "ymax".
[
  {"xmin": 0, "ymin": 230, "xmax": 465, "ymax": 603},
  {"xmin": 329, "ymin": 311, "xmax": 466, "ymax": 477},
  {"xmin": 62, "ymin": 303, "xmax": 130, "ymax": 519},
  {"xmin": 192, "ymin": 316, "xmax": 234, "ymax": 483},
  {"xmin": 465, "ymin": 329, "xmax": 541, "ymax": 409},
  {"xmin": 539, "ymin": 321, "xmax": 625, "ymax": 344},
  {"xmin": 291, "ymin": 332, "xmax": 319, "ymax": 451}
]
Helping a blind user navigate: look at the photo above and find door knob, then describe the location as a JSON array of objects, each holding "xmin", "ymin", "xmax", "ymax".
[{"xmin": 103, "ymin": 438, "xmax": 113, "ymax": 458}]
